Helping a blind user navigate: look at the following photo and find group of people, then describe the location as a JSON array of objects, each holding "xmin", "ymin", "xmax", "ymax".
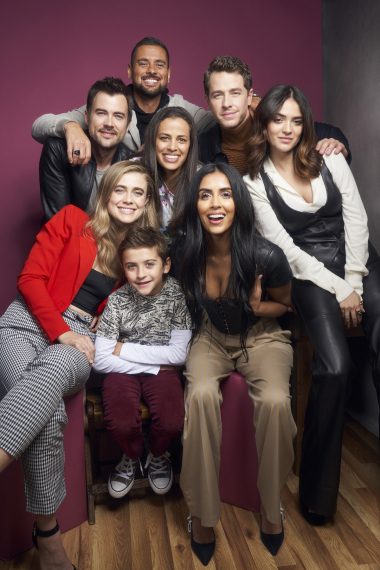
[{"xmin": 0, "ymin": 35, "xmax": 379, "ymax": 569}]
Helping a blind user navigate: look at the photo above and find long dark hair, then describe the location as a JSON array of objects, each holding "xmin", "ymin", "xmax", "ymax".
[
  {"xmin": 247, "ymin": 84, "xmax": 322, "ymax": 179},
  {"xmin": 173, "ymin": 162, "xmax": 257, "ymax": 344},
  {"xmin": 142, "ymin": 106, "xmax": 198, "ymax": 229}
]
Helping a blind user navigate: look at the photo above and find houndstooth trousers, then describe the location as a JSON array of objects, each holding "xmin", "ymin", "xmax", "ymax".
[{"xmin": 0, "ymin": 296, "xmax": 94, "ymax": 515}]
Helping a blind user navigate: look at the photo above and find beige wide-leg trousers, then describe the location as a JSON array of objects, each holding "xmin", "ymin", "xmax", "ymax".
[{"xmin": 180, "ymin": 316, "xmax": 296, "ymax": 527}]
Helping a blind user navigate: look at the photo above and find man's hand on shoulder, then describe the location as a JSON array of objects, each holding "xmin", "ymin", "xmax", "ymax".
[
  {"xmin": 315, "ymin": 137, "xmax": 348, "ymax": 159},
  {"xmin": 248, "ymin": 94, "xmax": 261, "ymax": 119},
  {"xmin": 64, "ymin": 121, "xmax": 91, "ymax": 166}
]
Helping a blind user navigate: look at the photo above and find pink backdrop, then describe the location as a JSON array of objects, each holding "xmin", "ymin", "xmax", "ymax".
[{"xmin": 0, "ymin": 0, "xmax": 322, "ymax": 310}]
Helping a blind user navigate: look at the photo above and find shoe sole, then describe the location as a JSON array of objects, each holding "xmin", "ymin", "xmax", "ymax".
[
  {"xmin": 148, "ymin": 474, "xmax": 173, "ymax": 495},
  {"xmin": 107, "ymin": 475, "xmax": 135, "ymax": 499}
]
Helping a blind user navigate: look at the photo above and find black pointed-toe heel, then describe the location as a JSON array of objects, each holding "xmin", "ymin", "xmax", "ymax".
[
  {"xmin": 260, "ymin": 525, "xmax": 284, "ymax": 556},
  {"xmin": 32, "ymin": 521, "xmax": 77, "ymax": 570},
  {"xmin": 187, "ymin": 516, "xmax": 215, "ymax": 566},
  {"xmin": 260, "ymin": 506, "xmax": 285, "ymax": 556}
]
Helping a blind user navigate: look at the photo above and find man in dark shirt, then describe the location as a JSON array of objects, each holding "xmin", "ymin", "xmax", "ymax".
[
  {"xmin": 199, "ymin": 56, "xmax": 350, "ymax": 175},
  {"xmin": 39, "ymin": 77, "xmax": 133, "ymax": 219}
]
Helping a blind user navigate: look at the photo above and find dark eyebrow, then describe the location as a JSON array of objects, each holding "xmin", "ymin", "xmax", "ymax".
[
  {"xmin": 159, "ymin": 131, "xmax": 188, "ymax": 137},
  {"xmin": 274, "ymin": 112, "xmax": 303, "ymax": 120},
  {"xmin": 136, "ymin": 57, "xmax": 167, "ymax": 65},
  {"xmin": 94, "ymin": 107, "xmax": 125, "ymax": 116},
  {"xmin": 198, "ymin": 186, "xmax": 232, "ymax": 192}
]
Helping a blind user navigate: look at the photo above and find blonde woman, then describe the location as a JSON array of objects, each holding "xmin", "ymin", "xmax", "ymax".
[{"xmin": 0, "ymin": 161, "xmax": 158, "ymax": 570}]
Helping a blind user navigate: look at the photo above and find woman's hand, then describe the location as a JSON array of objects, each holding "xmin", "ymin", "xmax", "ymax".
[
  {"xmin": 250, "ymin": 276, "xmax": 291, "ymax": 318},
  {"xmin": 57, "ymin": 331, "xmax": 95, "ymax": 364},
  {"xmin": 339, "ymin": 291, "xmax": 364, "ymax": 328}
]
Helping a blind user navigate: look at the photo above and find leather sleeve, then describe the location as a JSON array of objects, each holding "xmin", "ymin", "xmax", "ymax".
[
  {"xmin": 39, "ymin": 137, "xmax": 72, "ymax": 220},
  {"xmin": 256, "ymin": 237, "xmax": 292, "ymax": 289}
]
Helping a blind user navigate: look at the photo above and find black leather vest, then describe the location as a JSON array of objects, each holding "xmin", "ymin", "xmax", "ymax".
[{"xmin": 260, "ymin": 162, "xmax": 346, "ymax": 278}]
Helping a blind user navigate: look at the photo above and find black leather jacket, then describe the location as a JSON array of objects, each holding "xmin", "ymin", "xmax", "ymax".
[{"xmin": 39, "ymin": 136, "xmax": 134, "ymax": 220}]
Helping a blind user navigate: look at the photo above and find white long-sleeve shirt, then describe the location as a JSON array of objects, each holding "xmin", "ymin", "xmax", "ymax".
[
  {"xmin": 94, "ymin": 330, "xmax": 192, "ymax": 375},
  {"xmin": 244, "ymin": 153, "xmax": 369, "ymax": 302}
]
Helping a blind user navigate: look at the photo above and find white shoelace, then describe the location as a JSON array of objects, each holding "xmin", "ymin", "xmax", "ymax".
[
  {"xmin": 144, "ymin": 451, "xmax": 171, "ymax": 476},
  {"xmin": 115, "ymin": 455, "xmax": 142, "ymax": 478}
]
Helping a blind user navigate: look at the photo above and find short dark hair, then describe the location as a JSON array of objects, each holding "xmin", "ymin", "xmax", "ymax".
[
  {"xmin": 86, "ymin": 77, "xmax": 132, "ymax": 124},
  {"xmin": 204, "ymin": 56, "xmax": 252, "ymax": 96},
  {"xmin": 130, "ymin": 37, "xmax": 170, "ymax": 66},
  {"xmin": 119, "ymin": 227, "xmax": 168, "ymax": 264}
]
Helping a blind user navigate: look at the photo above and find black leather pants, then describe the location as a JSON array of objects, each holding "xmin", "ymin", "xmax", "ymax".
[{"xmin": 293, "ymin": 262, "xmax": 380, "ymax": 517}]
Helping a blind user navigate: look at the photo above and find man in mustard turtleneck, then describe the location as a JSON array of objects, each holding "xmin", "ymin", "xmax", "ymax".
[{"xmin": 199, "ymin": 56, "xmax": 350, "ymax": 175}]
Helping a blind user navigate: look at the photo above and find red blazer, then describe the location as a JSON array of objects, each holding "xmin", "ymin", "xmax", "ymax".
[{"xmin": 17, "ymin": 205, "xmax": 97, "ymax": 342}]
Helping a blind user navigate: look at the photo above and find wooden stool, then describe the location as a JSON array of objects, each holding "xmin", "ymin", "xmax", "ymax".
[{"xmin": 84, "ymin": 380, "xmax": 151, "ymax": 524}]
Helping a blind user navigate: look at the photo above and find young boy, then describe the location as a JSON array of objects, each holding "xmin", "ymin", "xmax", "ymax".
[{"xmin": 94, "ymin": 227, "xmax": 192, "ymax": 498}]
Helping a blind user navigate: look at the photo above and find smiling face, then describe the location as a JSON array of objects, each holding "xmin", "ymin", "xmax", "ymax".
[
  {"xmin": 155, "ymin": 117, "xmax": 191, "ymax": 176},
  {"xmin": 122, "ymin": 246, "xmax": 170, "ymax": 296},
  {"xmin": 107, "ymin": 171, "xmax": 149, "ymax": 225},
  {"xmin": 197, "ymin": 171, "xmax": 236, "ymax": 236},
  {"xmin": 85, "ymin": 92, "xmax": 129, "ymax": 150},
  {"xmin": 128, "ymin": 45, "xmax": 170, "ymax": 99},
  {"xmin": 207, "ymin": 71, "xmax": 253, "ymax": 130},
  {"xmin": 266, "ymin": 97, "xmax": 304, "ymax": 155}
]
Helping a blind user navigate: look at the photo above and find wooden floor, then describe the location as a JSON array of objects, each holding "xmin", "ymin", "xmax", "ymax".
[{"xmin": 1, "ymin": 420, "xmax": 379, "ymax": 570}]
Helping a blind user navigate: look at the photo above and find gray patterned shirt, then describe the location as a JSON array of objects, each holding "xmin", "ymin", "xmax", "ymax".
[{"xmin": 96, "ymin": 275, "xmax": 192, "ymax": 345}]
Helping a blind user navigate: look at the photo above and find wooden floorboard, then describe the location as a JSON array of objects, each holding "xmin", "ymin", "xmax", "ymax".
[{"xmin": 1, "ymin": 419, "xmax": 379, "ymax": 570}]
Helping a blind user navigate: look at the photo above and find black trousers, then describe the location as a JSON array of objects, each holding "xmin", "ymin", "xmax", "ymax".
[{"xmin": 293, "ymin": 262, "xmax": 380, "ymax": 517}]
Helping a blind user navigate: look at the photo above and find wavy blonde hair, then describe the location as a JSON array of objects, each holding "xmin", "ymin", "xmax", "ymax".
[{"xmin": 87, "ymin": 161, "xmax": 159, "ymax": 278}]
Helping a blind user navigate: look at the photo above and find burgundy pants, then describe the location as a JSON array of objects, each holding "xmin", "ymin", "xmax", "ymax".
[{"xmin": 102, "ymin": 370, "xmax": 184, "ymax": 458}]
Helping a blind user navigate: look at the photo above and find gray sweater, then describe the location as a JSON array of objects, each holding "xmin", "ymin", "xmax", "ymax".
[{"xmin": 32, "ymin": 94, "xmax": 214, "ymax": 152}]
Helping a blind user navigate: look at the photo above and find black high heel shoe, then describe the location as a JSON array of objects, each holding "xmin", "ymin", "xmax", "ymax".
[
  {"xmin": 260, "ymin": 507, "xmax": 285, "ymax": 556},
  {"xmin": 260, "ymin": 524, "xmax": 284, "ymax": 556},
  {"xmin": 32, "ymin": 521, "xmax": 77, "ymax": 570},
  {"xmin": 187, "ymin": 515, "xmax": 215, "ymax": 566}
]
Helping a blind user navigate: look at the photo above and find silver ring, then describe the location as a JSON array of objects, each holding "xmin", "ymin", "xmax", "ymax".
[{"xmin": 73, "ymin": 149, "xmax": 80, "ymax": 156}]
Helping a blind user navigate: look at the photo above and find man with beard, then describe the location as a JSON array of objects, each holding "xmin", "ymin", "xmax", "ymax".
[
  {"xmin": 32, "ymin": 37, "xmax": 212, "ymax": 164},
  {"xmin": 39, "ymin": 77, "xmax": 133, "ymax": 219}
]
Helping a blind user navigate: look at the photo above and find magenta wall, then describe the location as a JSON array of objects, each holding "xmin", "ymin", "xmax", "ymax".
[{"xmin": 0, "ymin": 0, "xmax": 322, "ymax": 311}]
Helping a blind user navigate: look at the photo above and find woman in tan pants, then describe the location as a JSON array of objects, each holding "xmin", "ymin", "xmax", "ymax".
[{"xmin": 171, "ymin": 162, "xmax": 296, "ymax": 565}]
